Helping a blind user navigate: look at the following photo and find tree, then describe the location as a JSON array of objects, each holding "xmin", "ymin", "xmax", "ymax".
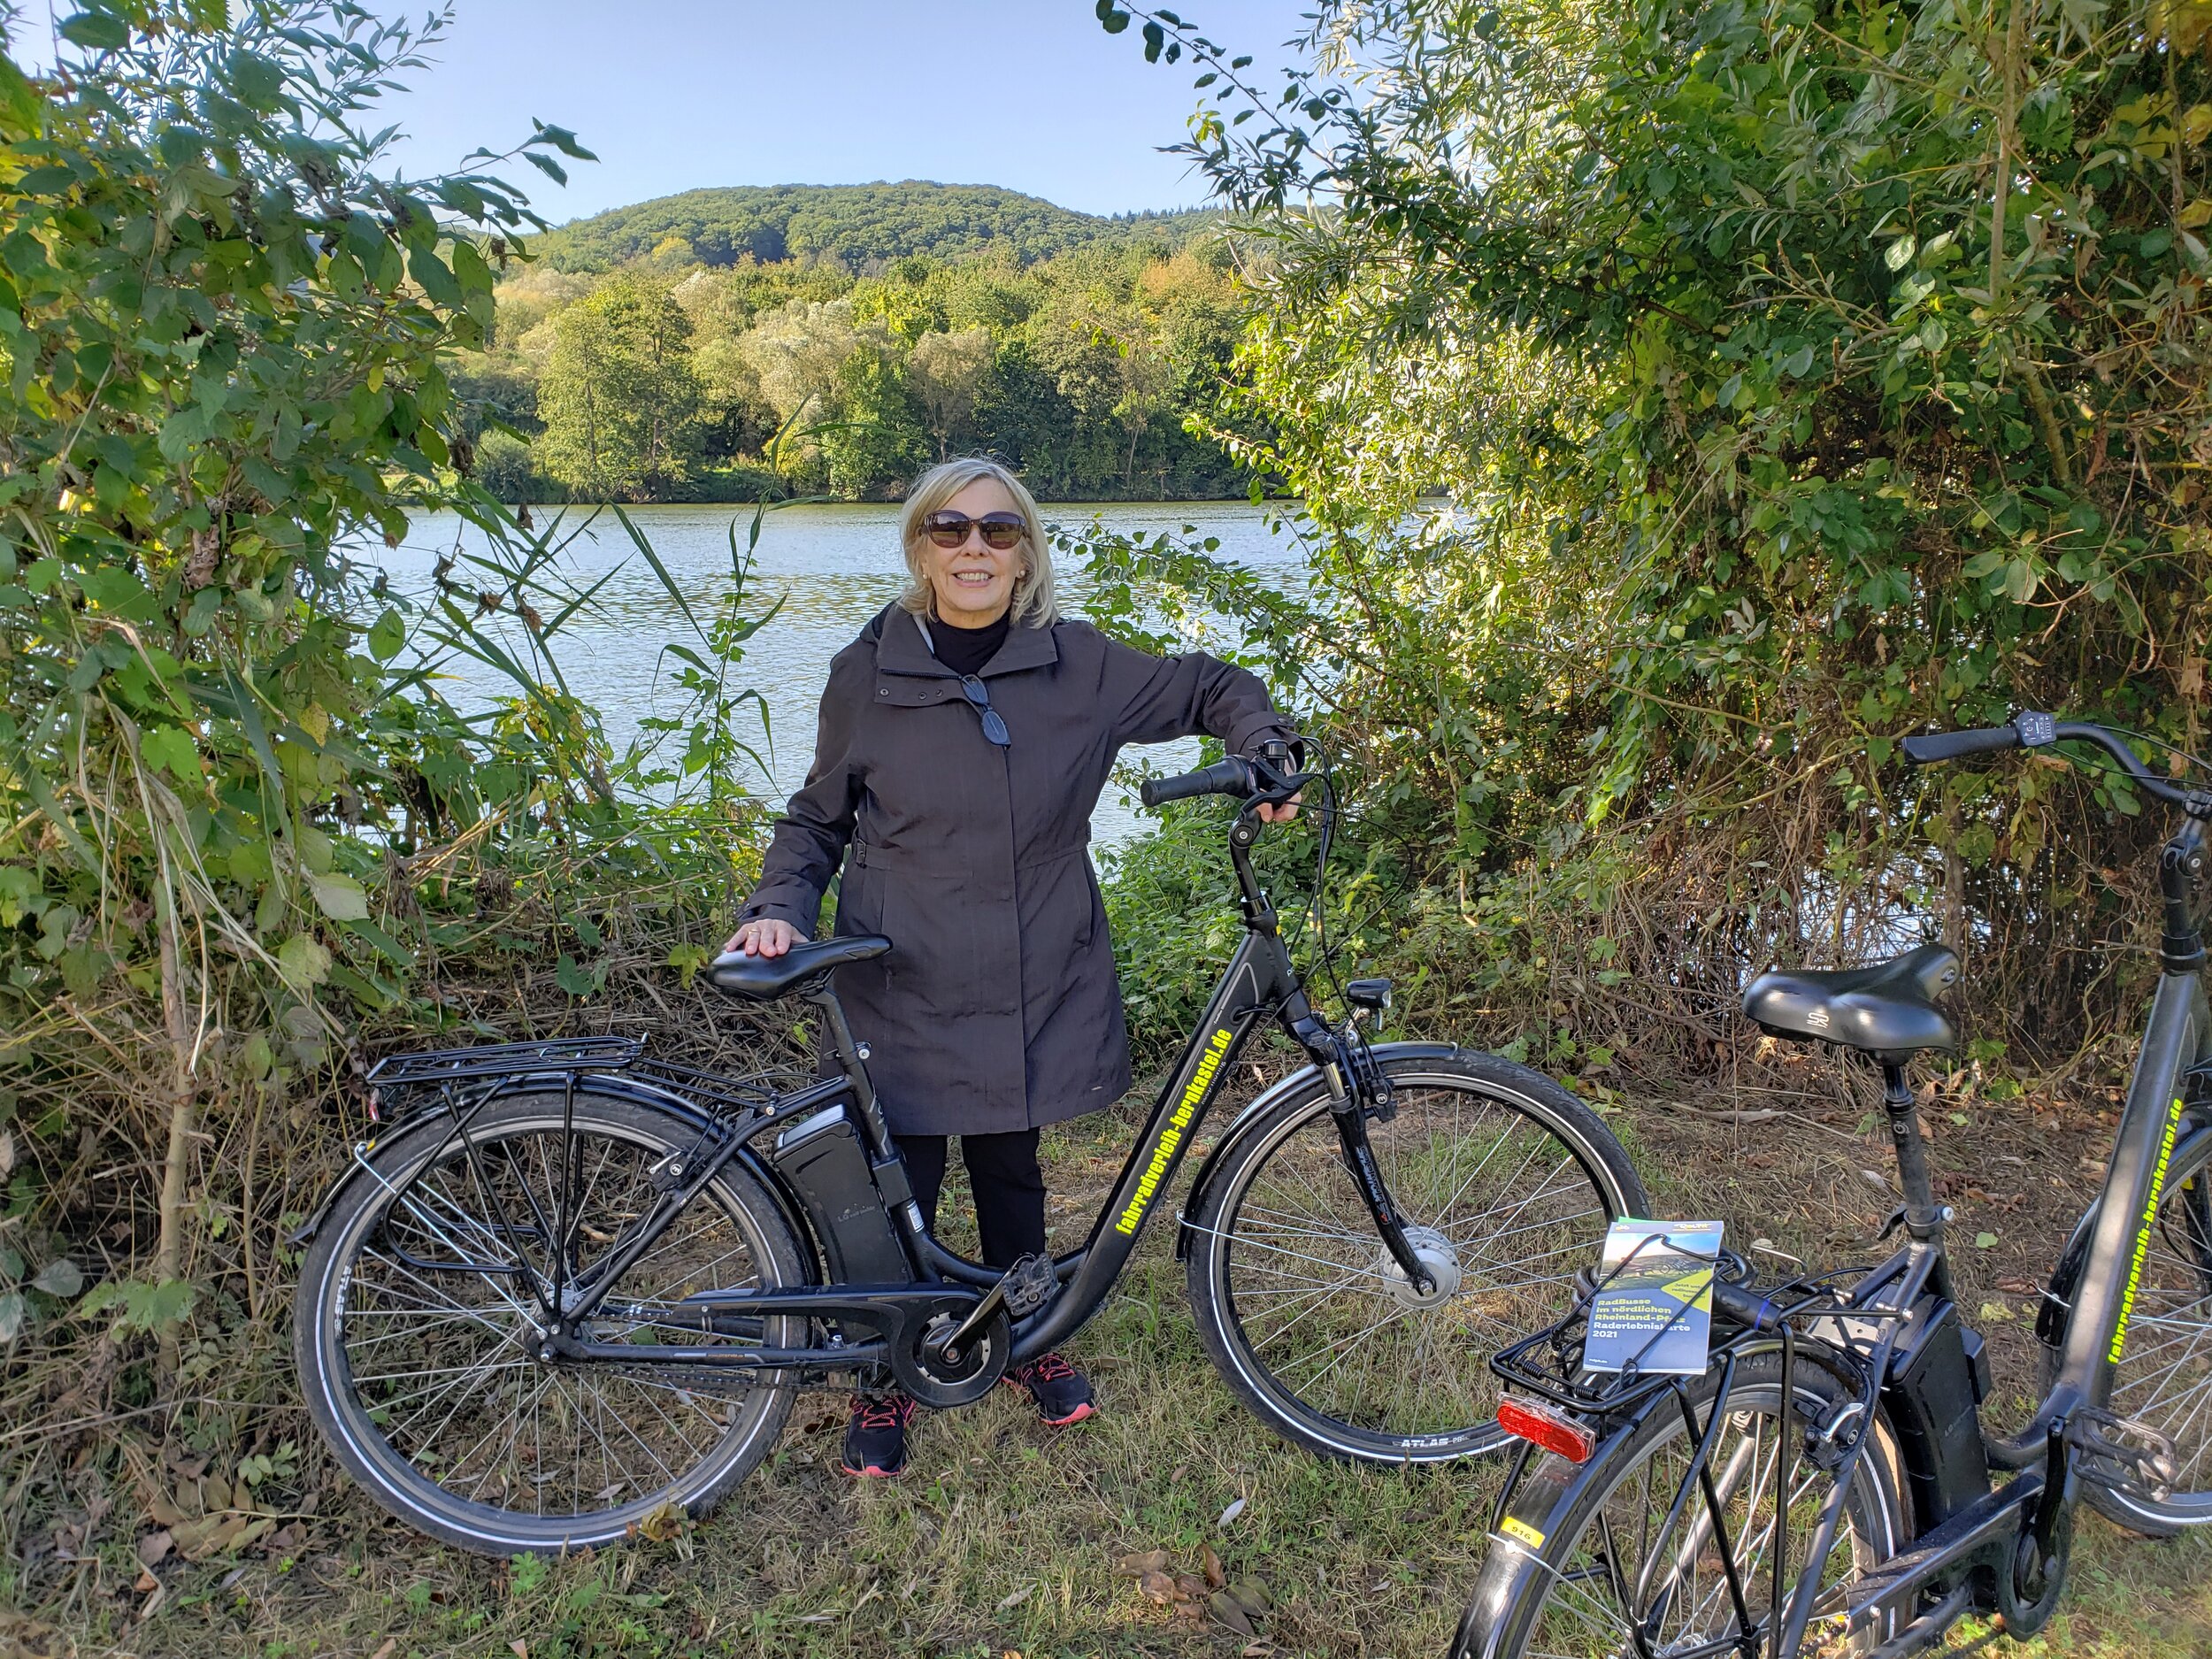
[
  {"xmin": 0, "ymin": 0, "xmax": 589, "ymax": 1378},
  {"xmin": 1105, "ymin": 0, "xmax": 2212, "ymax": 1055},
  {"xmin": 821, "ymin": 348, "xmax": 929, "ymax": 496},
  {"xmin": 536, "ymin": 273, "xmax": 703, "ymax": 500},
  {"xmin": 909, "ymin": 327, "xmax": 994, "ymax": 457}
]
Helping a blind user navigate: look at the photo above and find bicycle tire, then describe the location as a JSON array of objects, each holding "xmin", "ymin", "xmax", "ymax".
[
  {"xmin": 1185, "ymin": 1049, "xmax": 1648, "ymax": 1463},
  {"xmin": 1450, "ymin": 1348, "xmax": 1909, "ymax": 1659},
  {"xmin": 293, "ymin": 1090, "xmax": 805, "ymax": 1555},
  {"xmin": 2039, "ymin": 1122, "xmax": 2212, "ymax": 1535}
]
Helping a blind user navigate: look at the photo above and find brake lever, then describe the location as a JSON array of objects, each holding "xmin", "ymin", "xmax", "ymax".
[{"xmin": 1241, "ymin": 741, "xmax": 1316, "ymax": 811}]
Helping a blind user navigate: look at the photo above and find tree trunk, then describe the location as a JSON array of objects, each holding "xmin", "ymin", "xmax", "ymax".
[{"xmin": 153, "ymin": 878, "xmax": 196, "ymax": 1391}]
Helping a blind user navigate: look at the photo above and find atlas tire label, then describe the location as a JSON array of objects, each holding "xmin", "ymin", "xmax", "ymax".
[{"xmin": 2110, "ymin": 1094, "xmax": 2188, "ymax": 1364}]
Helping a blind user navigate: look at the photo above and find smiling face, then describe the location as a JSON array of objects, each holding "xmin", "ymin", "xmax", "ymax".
[{"xmin": 916, "ymin": 476, "xmax": 1028, "ymax": 626}]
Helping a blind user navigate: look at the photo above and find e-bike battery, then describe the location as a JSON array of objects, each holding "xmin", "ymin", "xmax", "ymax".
[
  {"xmin": 1884, "ymin": 1299, "xmax": 1992, "ymax": 1531},
  {"xmin": 768, "ymin": 1103, "xmax": 910, "ymax": 1284}
]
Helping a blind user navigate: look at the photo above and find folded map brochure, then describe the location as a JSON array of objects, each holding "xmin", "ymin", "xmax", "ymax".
[{"xmin": 1582, "ymin": 1218, "xmax": 1725, "ymax": 1376}]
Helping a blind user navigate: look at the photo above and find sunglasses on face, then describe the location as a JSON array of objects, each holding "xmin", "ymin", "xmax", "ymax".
[{"xmin": 923, "ymin": 511, "xmax": 1025, "ymax": 551}]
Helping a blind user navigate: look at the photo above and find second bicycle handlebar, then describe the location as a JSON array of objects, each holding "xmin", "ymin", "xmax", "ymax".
[{"xmin": 1903, "ymin": 711, "xmax": 2188, "ymax": 806}]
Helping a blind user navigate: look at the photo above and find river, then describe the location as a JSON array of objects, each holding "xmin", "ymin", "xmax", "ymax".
[{"xmin": 380, "ymin": 501, "xmax": 1306, "ymax": 849}]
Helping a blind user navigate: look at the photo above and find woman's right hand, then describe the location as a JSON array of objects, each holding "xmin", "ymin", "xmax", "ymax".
[{"xmin": 723, "ymin": 918, "xmax": 797, "ymax": 957}]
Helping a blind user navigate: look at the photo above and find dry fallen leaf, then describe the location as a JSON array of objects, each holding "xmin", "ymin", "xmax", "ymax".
[
  {"xmin": 1117, "ymin": 1549, "xmax": 1171, "ymax": 1577},
  {"xmin": 136, "ymin": 1530, "xmax": 173, "ymax": 1570},
  {"xmin": 633, "ymin": 1499, "xmax": 687, "ymax": 1544},
  {"xmin": 997, "ymin": 1584, "xmax": 1033, "ymax": 1611},
  {"xmin": 134, "ymin": 1569, "xmax": 157, "ymax": 1594},
  {"xmin": 1210, "ymin": 1590, "xmax": 1257, "ymax": 1637},
  {"xmin": 1138, "ymin": 1570, "xmax": 1178, "ymax": 1603},
  {"xmin": 1226, "ymin": 1579, "xmax": 1273, "ymax": 1617},
  {"xmin": 1174, "ymin": 1574, "xmax": 1208, "ymax": 1601},
  {"xmin": 371, "ymin": 1641, "xmax": 398, "ymax": 1659},
  {"xmin": 1202, "ymin": 1543, "xmax": 1225, "ymax": 1589},
  {"xmin": 511, "ymin": 1642, "xmax": 529, "ymax": 1659}
]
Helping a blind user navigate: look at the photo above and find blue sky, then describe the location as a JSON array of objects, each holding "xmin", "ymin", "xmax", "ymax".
[{"xmin": 341, "ymin": 2, "xmax": 1316, "ymax": 225}]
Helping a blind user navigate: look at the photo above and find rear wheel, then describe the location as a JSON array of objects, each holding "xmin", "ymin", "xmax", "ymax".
[
  {"xmin": 2041, "ymin": 1123, "xmax": 2212, "ymax": 1533},
  {"xmin": 1186, "ymin": 1050, "xmax": 1647, "ymax": 1463},
  {"xmin": 1451, "ymin": 1350, "xmax": 1907, "ymax": 1659},
  {"xmin": 294, "ymin": 1091, "xmax": 804, "ymax": 1555}
]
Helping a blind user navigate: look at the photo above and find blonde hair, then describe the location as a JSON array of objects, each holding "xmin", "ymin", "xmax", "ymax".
[{"xmin": 896, "ymin": 457, "xmax": 1059, "ymax": 628}]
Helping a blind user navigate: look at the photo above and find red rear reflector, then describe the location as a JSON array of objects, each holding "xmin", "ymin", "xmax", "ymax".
[{"xmin": 1498, "ymin": 1396, "xmax": 1596, "ymax": 1463}]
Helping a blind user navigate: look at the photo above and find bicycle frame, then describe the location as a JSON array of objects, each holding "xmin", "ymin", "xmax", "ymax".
[
  {"xmin": 1472, "ymin": 801, "xmax": 2212, "ymax": 1659},
  {"xmin": 329, "ymin": 808, "xmax": 1436, "ymax": 1394}
]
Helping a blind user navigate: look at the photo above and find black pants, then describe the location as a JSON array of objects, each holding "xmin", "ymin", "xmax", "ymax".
[{"xmin": 894, "ymin": 1128, "xmax": 1047, "ymax": 1269}]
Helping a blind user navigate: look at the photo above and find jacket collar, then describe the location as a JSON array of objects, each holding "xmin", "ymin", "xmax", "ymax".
[{"xmin": 870, "ymin": 603, "xmax": 1060, "ymax": 680}]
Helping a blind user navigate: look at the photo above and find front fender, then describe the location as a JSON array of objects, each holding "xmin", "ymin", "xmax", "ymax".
[
  {"xmin": 285, "ymin": 1072, "xmax": 817, "ymax": 1279},
  {"xmin": 1174, "ymin": 1041, "xmax": 1461, "ymax": 1262}
]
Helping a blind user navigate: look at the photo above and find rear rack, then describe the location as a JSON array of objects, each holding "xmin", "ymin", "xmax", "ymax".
[
  {"xmin": 361, "ymin": 1037, "xmax": 816, "ymax": 1126},
  {"xmin": 367, "ymin": 1035, "xmax": 641, "ymax": 1095},
  {"xmin": 1489, "ymin": 1246, "xmax": 1763, "ymax": 1418},
  {"xmin": 627, "ymin": 1056, "xmax": 809, "ymax": 1118}
]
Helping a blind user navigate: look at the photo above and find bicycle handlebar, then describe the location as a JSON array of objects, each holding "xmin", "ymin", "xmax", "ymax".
[
  {"xmin": 1901, "ymin": 711, "xmax": 2192, "ymax": 807},
  {"xmin": 1140, "ymin": 757, "xmax": 1256, "ymax": 808},
  {"xmin": 1899, "ymin": 726, "xmax": 2022, "ymax": 765},
  {"xmin": 1139, "ymin": 741, "xmax": 1312, "ymax": 811}
]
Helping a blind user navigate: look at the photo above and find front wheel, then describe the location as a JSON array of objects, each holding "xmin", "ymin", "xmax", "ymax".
[
  {"xmin": 1452, "ymin": 1349, "xmax": 1909, "ymax": 1659},
  {"xmin": 2041, "ymin": 1122, "xmax": 2212, "ymax": 1534},
  {"xmin": 1185, "ymin": 1049, "xmax": 1647, "ymax": 1463}
]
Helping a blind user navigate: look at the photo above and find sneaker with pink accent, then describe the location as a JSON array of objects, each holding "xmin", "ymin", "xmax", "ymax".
[
  {"xmin": 841, "ymin": 1391, "xmax": 917, "ymax": 1478},
  {"xmin": 1004, "ymin": 1352, "xmax": 1095, "ymax": 1425}
]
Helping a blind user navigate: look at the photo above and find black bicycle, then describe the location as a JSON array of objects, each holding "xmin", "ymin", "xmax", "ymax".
[
  {"xmin": 292, "ymin": 749, "xmax": 1647, "ymax": 1555},
  {"xmin": 1453, "ymin": 711, "xmax": 2212, "ymax": 1659}
]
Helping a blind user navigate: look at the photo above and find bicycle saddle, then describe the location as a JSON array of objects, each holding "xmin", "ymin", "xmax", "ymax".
[
  {"xmin": 1742, "ymin": 941, "xmax": 1960, "ymax": 1058},
  {"xmin": 705, "ymin": 935, "xmax": 891, "ymax": 1000}
]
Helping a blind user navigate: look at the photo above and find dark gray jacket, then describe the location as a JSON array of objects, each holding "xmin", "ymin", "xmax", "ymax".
[{"xmin": 739, "ymin": 603, "xmax": 1292, "ymax": 1135}]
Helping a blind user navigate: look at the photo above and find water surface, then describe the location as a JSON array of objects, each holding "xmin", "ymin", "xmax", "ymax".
[{"xmin": 380, "ymin": 501, "xmax": 1304, "ymax": 848}]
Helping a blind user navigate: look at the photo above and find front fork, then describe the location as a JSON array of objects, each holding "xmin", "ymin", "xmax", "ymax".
[{"xmin": 1286, "ymin": 997, "xmax": 1437, "ymax": 1294}]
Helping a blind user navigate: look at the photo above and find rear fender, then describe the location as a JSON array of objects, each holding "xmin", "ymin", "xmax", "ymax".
[
  {"xmin": 285, "ymin": 1072, "xmax": 820, "ymax": 1280},
  {"xmin": 1174, "ymin": 1041, "xmax": 1460, "ymax": 1262}
]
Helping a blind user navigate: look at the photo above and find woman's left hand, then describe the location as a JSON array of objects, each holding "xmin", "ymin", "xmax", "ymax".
[{"xmin": 1256, "ymin": 791, "xmax": 1302, "ymax": 824}]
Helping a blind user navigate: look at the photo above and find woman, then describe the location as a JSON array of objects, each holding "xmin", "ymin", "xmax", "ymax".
[{"xmin": 725, "ymin": 457, "xmax": 1299, "ymax": 1479}]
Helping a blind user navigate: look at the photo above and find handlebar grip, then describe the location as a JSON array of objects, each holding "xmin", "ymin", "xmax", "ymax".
[
  {"xmin": 1901, "ymin": 725, "xmax": 2022, "ymax": 766},
  {"xmin": 1140, "ymin": 757, "xmax": 1252, "ymax": 809}
]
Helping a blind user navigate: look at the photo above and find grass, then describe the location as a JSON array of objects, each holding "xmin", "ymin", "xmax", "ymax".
[{"xmin": 12, "ymin": 1045, "xmax": 2212, "ymax": 1657}]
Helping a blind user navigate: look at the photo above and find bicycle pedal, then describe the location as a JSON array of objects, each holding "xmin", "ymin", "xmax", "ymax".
[
  {"xmin": 2069, "ymin": 1406, "xmax": 2178, "ymax": 1502},
  {"xmin": 1000, "ymin": 1252, "xmax": 1057, "ymax": 1319}
]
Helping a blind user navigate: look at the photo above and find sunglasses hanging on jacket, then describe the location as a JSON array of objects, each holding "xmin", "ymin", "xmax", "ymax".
[{"xmin": 959, "ymin": 674, "xmax": 1011, "ymax": 748}]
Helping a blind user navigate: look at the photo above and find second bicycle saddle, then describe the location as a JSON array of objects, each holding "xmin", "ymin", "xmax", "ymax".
[
  {"xmin": 707, "ymin": 934, "xmax": 891, "ymax": 999},
  {"xmin": 1743, "ymin": 941, "xmax": 1960, "ymax": 1059}
]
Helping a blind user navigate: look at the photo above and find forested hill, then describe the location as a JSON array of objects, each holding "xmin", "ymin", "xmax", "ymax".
[{"xmin": 538, "ymin": 181, "xmax": 1219, "ymax": 272}]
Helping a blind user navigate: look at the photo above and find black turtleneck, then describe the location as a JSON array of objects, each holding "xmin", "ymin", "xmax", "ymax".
[{"xmin": 930, "ymin": 610, "xmax": 1010, "ymax": 679}]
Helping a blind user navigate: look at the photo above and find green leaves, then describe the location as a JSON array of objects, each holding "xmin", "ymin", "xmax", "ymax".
[
  {"xmin": 305, "ymin": 870, "xmax": 370, "ymax": 923},
  {"xmin": 141, "ymin": 726, "xmax": 201, "ymax": 783},
  {"xmin": 555, "ymin": 953, "xmax": 603, "ymax": 997},
  {"xmin": 1096, "ymin": 1, "xmax": 1133, "ymax": 35},
  {"xmin": 57, "ymin": 10, "xmax": 129, "ymax": 50},
  {"xmin": 366, "ymin": 606, "xmax": 405, "ymax": 661}
]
